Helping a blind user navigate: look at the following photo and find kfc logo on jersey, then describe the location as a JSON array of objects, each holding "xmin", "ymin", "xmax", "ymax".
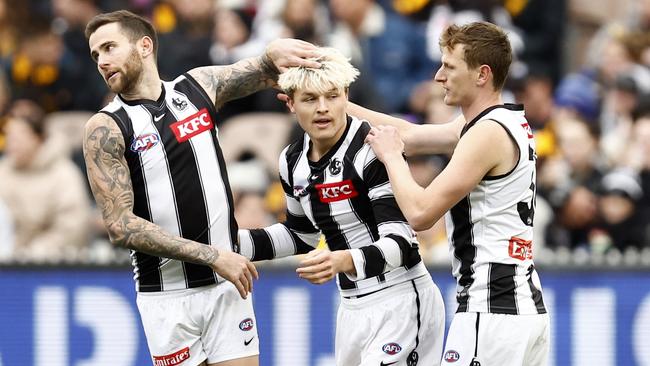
[
  {"xmin": 444, "ymin": 350, "xmax": 460, "ymax": 362},
  {"xmin": 509, "ymin": 236, "xmax": 533, "ymax": 260},
  {"xmin": 130, "ymin": 133, "xmax": 160, "ymax": 153},
  {"xmin": 316, "ymin": 180, "xmax": 358, "ymax": 203},
  {"xmin": 153, "ymin": 347, "xmax": 190, "ymax": 366},
  {"xmin": 170, "ymin": 108, "xmax": 213, "ymax": 143},
  {"xmin": 239, "ymin": 318, "xmax": 254, "ymax": 331},
  {"xmin": 382, "ymin": 343, "xmax": 402, "ymax": 355}
]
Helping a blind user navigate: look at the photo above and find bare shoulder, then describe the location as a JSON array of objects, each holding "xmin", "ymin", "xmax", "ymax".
[
  {"xmin": 187, "ymin": 66, "xmax": 225, "ymax": 104},
  {"xmin": 83, "ymin": 113, "xmax": 125, "ymax": 161}
]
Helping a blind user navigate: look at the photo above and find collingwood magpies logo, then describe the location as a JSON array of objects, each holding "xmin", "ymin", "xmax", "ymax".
[
  {"xmin": 329, "ymin": 158, "xmax": 342, "ymax": 176},
  {"xmin": 172, "ymin": 97, "xmax": 188, "ymax": 111}
]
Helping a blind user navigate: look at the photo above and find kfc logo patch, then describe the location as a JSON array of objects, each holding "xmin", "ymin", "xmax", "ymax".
[
  {"xmin": 153, "ymin": 347, "xmax": 190, "ymax": 366},
  {"xmin": 509, "ymin": 236, "xmax": 533, "ymax": 260},
  {"xmin": 316, "ymin": 180, "xmax": 358, "ymax": 203},
  {"xmin": 130, "ymin": 133, "xmax": 160, "ymax": 153},
  {"xmin": 170, "ymin": 108, "xmax": 213, "ymax": 143}
]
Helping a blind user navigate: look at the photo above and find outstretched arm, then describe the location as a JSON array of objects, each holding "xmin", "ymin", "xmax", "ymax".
[
  {"xmin": 83, "ymin": 113, "xmax": 257, "ymax": 298},
  {"xmin": 189, "ymin": 38, "xmax": 320, "ymax": 110},
  {"xmin": 348, "ymin": 101, "xmax": 464, "ymax": 156}
]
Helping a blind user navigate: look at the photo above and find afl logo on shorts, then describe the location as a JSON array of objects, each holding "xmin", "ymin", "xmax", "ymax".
[
  {"xmin": 239, "ymin": 318, "xmax": 254, "ymax": 331},
  {"xmin": 382, "ymin": 343, "xmax": 402, "ymax": 355},
  {"xmin": 130, "ymin": 133, "xmax": 160, "ymax": 153},
  {"xmin": 444, "ymin": 350, "xmax": 460, "ymax": 362}
]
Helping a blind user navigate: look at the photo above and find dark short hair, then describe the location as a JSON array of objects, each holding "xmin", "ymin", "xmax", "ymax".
[
  {"xmin": 85, "ymin": 10, "xmax": 158, "ymax": 58},
  {"xmin": 439, "ymin": 21, "xmax": 512, "ymax": 91}
]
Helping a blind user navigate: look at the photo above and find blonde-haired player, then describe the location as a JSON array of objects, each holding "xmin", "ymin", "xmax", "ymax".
[{"xmin": 238, "ymin": 47, "xmax": 446, "ymax": 365}]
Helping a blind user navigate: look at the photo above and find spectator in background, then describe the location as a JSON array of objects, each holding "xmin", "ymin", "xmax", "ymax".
[
  {"xmin": 50, "ymin": 0, "xmax": 107, "ymax": 111},
  {"xmin": 155, "ymin": 0, "xmax": 214, "ymax": 79},
  {"xmin": 0, "ymin": 101, "xmax": 90, "ymax": 262},
  {"xmin": 592, "ymin": 168, "xmax": 647, "ymax": 252},
  {"xmin": 328, "ymin": 0, "xmax": 436, "ymax": 113}
]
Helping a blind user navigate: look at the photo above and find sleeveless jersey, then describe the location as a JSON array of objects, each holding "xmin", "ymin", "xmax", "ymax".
[
  {"xmin": 238, "ymin": 116, "xmax": 428, "ymax": 297},
  {"xmin": 100, "ymin": 73, "xmax": 236, "ymax": 292},
  {"xmin": 445, "ymin": 104, "xmax": 546, "ymax": 315}
]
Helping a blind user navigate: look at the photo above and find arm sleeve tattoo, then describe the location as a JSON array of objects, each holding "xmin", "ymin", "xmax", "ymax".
[{"xmin": 82, "ymin": 114, "xmax": 219, "ymax": 266}]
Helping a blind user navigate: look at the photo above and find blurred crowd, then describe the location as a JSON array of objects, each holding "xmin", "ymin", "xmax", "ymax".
[{"xmin": 0, "ymin": 0, "xmax": 649, "ymax": 267}]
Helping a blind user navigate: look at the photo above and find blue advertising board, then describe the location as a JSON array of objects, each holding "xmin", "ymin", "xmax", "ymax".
[{"xmin": 0, "ymin": 267, "xmax": 649, "ymax": 366}]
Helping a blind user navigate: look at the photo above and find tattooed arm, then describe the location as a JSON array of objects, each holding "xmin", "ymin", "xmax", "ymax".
[
  {"xmin": 188, "ymin": 38, "xmax": 320, "ymax": 109},
  {"xmin": 82, "ymin": 113, "xmax": 257, "ymax": 298}
]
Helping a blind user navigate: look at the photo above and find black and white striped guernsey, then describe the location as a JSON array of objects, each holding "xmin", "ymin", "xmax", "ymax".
[
  {"xmin": 100, "ymin": 73, "xmax": 236, "ymax": 292},
  {"xmin": 445, "ymin": 104, "xmax": 547, "ymax": 315},
  {"xmin": 238, "ymin": 115, "xmax": 428, "ymax": 297}
]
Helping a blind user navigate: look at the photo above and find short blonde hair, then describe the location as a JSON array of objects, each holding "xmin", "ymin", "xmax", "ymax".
[{"xmin": 278, "ymin": 47, "xmax": 359, "ymax": 97}]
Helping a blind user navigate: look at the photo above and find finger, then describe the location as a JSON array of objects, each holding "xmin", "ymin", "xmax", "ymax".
[
  {"xmin": 248, "ymin": 261, "xmax": 259, "ymax": 280},
  {"xmin": 233, "ymin": 279, "xmax": 247, "ymax": 299},
  {"xmin": 297, "ymin": 255, "xmax": 325, "ymax": 268},
  {"xmin": 291, "ymin": 39, "xmax": 319, "ymax": 49},
  {"xmin": 244, "ymin": 267, "xmax": 253, "ymax": 293},
  {"xmin": 239, "ymin": 272, "xmax": 251, "ymax": 295},
  {"xmin": 296, "ymin": 262, "xmax": 328, "ymax": 275}
]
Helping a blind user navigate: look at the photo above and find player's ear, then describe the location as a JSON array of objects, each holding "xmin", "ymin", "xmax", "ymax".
[
  {"xmin": 140, "ymin": 36, "xmax": 154, "ymax": 58},
  {"xmin": 476, "ymin": 64, "xmax": 491, "ymax": 87},
  {"xmin": 286, "ymin": 97, "xmax": 296, "ymax": 113}
]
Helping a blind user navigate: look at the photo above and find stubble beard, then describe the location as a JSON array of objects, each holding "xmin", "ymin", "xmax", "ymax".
[{"xmin": 109, "ymin": 49, "xmax": 144, "ymax": 95}]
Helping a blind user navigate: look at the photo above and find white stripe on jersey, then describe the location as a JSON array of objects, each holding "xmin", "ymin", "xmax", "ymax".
[
  {"xmin": 162, "ymin": 81, "xmax": 231, "ymax": 253},
  {"xmin": 122, "ymin": 102, "xmax": 186, "ymax": 291}
]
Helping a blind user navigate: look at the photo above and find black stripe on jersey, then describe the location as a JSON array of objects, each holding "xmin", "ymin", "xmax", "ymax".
[
  {"xmin": 372, "ymin": 197, "xmax": 407, "ymax": 224},
  {"xmin": 284, "ymin": 134, "xmax": 307, "ymax": 189},
  {"xmin": 450, "ymin": 196, "xmax": 475, "ymax": 312},
  {"xmin": 386, "ymin": 234, "xmax": 421, "ymax": 269},
  {"xmin": 359, "ymin": 245, "xmax": 386, "ymax": 277},
  {"xmin": 286, "ymin": 211, "xmax": 318, "ymax": 234},
  {"xmin": 362, "ymin": 158, "xmax": 389, "ymax": 190},
  {"xmin": 345, "ymin": 123, "xmax": 378, "ymax": 241},
  {"xmin": 307, "ymin": 166, "xmax": 349, "ymax": 250},
  {"xmin": 527, "ymin": 265, "xmax": 547, "ymax": 314},
  {"xmin": 249, "ymin": 229, "xmax": 275, "ymax": 261},
  {"xmin": 104, "ymin": 108, "xmax": 163, "ymax": 292},
  {"xmin": 179, "ymin": 76, "xmax": 239, "ymax": 250},
  {"xmin": 488, "ymin": 263, "xmax": 518, "ymax": 314}
]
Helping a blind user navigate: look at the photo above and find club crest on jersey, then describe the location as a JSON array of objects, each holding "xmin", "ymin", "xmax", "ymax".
[
  {"xmin": 172, "ymin": 97, "xmax": 188, "ymax": 111},
  {"xmin": 329, "ymin": 158, "xmax": 342, "ymax": 175},
  {"xmin": 382, "ymin": 343, "xmax": 402, "ymax": 355},
  {"xmin": 170, "ymin": 108, "xmax": 213, "ymax": 143},
  {"xmin": 239, "ymin": 318, "xmax": 254, "ymax": 331},
  {"xmin": 509, "ymin": 236, "xmax": 533, "ymax": 260},
  {"xmin": 130, "ymin": 133, "xmax": 160, "ymax": 153},
  {"xmin": 316, "ymin": 179, "xmax": 358, "ymax": 203},
  {"xmin": 444, "ymin": 350, "xmax": 460, "ymax": 362},
  {"xmin": 152, "ymin": 347, "xmax": 190, "ymax": 366}
]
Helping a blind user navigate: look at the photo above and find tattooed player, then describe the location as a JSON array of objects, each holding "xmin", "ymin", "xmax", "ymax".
[{"xmin": 83, "ymin": 10, "xmax": 319, "ymax": 366}]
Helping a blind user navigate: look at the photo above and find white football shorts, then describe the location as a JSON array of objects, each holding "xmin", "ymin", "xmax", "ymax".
[
  {"xmin": 336, "ymin": 274, "xmax": 446, "ymax": 366},
  {"xmin": 136, "ymin": 282, "xmax": 259, "ymax": 366},
  {"xmin": 442, "ymin": 312, "xmax": 549, "ymax": 366}
]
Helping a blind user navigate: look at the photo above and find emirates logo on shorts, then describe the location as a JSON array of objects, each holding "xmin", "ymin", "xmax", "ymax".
[{"xmin": 153, "ymin": 347, "xmax": 190, "ymax": 365}]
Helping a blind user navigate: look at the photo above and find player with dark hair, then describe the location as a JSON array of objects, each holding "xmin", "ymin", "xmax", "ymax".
[{"xmin": 83, "ymin": 10, "xmax": 320, "ymax": 366}]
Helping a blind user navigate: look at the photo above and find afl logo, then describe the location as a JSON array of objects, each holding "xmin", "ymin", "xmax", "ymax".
[
  {"xmin": 444, "ymin": 350, "xmax": 460, "ymax": 362},
  {"xmin": 239, "ymin": 318, "xmax": 254, "ymax": 331},
  {"xmin": 382, "ymin": 343, "xmax": 402, "ymax": 355},
  {"xmin": 329, "ymin": 158, "xmax": 342, "ymax": 175},
  {"xmin": 130, "ymin": 133, "xmax": 160, "ymax": 153}
]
